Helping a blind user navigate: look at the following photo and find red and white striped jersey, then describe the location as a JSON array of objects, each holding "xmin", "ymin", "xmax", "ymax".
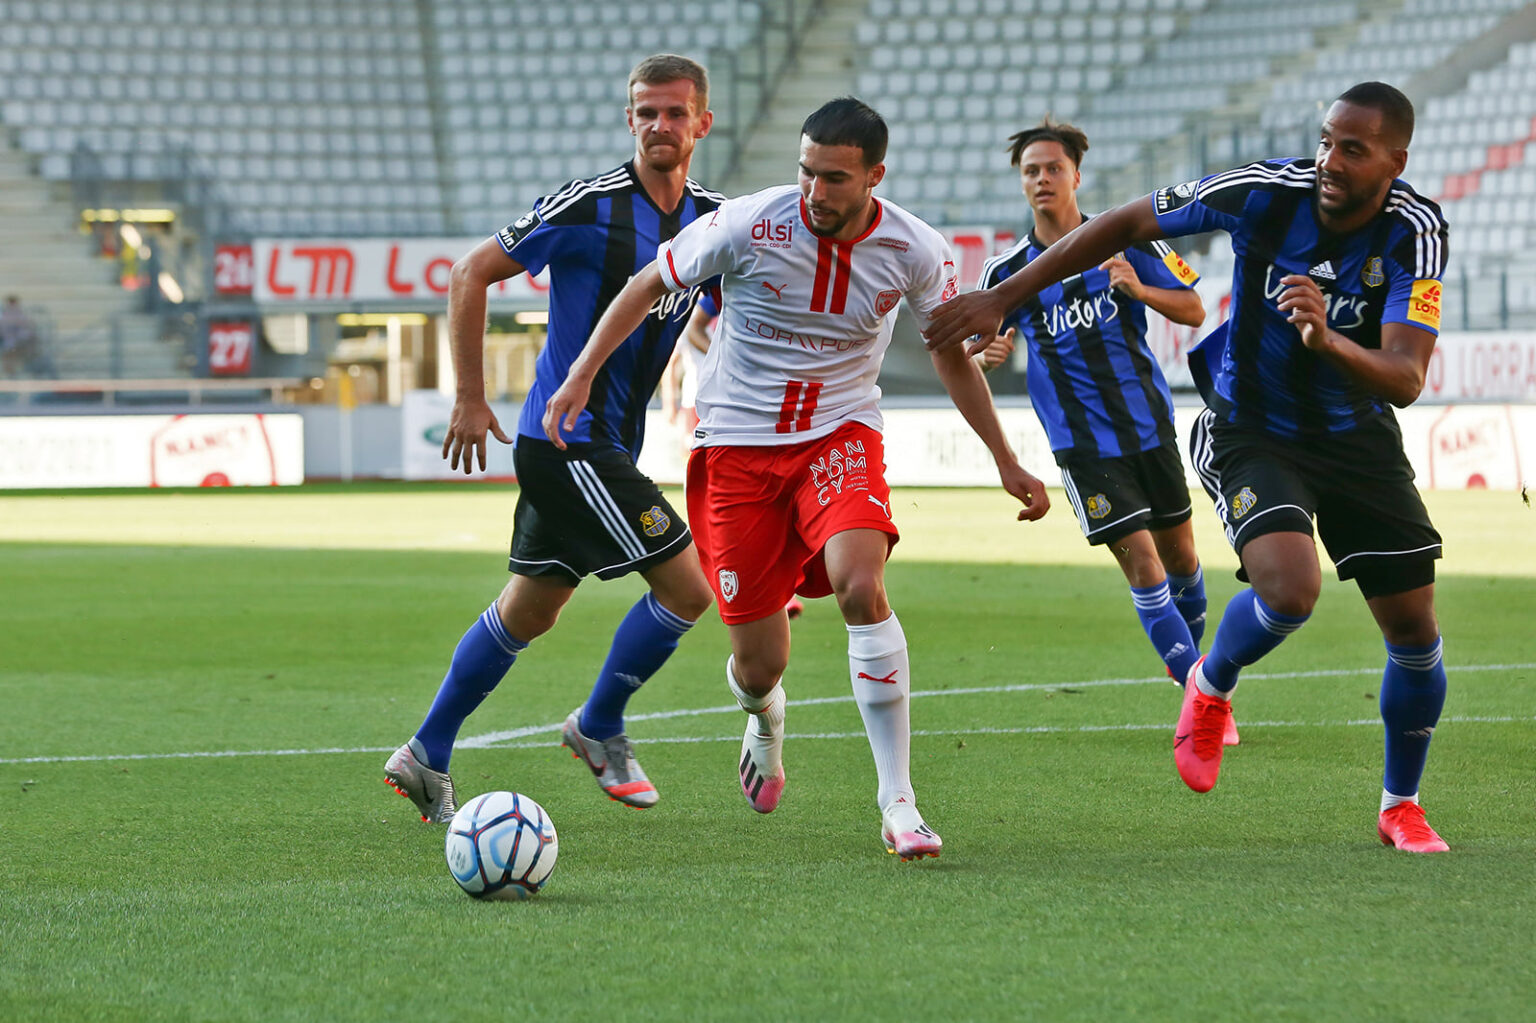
[{"xmin": 657, "ymin": 184, "xmax": 958, "ymax": 447}]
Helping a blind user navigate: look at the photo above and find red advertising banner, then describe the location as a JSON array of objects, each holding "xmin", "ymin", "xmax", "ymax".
[
  {"xmin": 208, "ymin": 320, "xmax": 255, "ymax": 376},
  {"xmin": 252, "ymin": 239, "xmax": 550, "ymax": 303},
  {"xmin": 213, "ymin": 244, "xmax": 255, "ymax": 295}
]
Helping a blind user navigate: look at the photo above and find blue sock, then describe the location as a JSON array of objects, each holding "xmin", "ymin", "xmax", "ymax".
[
  {"xmin": 1131, "ymin": 580, "xmax": 1199, "ymax": 682},
  {"xmin": 1167, "ymin": 564, "xmax": 1207, "ymax": 646},
  {"xmin": 414, "ymin": 603, "xmax": 528, "ymax": 771},
  {"xmin": 1380, "ymin": 637, "xmax": 1447, "ymax": 798},
  {"xmin": 1202, "ymin": 589, "xmax": 1308, "ymax": 692},
  {"xmin": 579, "ymin": 592, "xmax": 695, "ymax": 740}
]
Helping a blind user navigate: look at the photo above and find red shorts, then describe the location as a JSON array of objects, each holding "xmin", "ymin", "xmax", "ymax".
[{"xmin": 686, "ymin": 421, "xmax": 898, "ymax": 624}]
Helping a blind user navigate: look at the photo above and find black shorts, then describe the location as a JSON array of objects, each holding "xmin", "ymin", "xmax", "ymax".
[
  {"xmin": 509, "ymin": 437, "xmax": 692, "ymax": 585},
  {"xmin": 1057, "ymin": 442, "xmax": 1194, "ymax": 546},
  {"xmin": 1188, "ymin": 409, "xmax": 1441, "ymax": 597}
]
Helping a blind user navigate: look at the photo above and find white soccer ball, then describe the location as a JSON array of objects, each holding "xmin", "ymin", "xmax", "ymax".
[{"xmin": 444, "ymin": 791, "xmax": 559, "ymax": 900}]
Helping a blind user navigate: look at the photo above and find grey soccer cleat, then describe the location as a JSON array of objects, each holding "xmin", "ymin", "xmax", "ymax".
[
  {"xmin": 384, "ymin": 737, "xmax": 458, "ymax": 823},
  {"xmin": 561, "ymin": 707, "xmax": 658, "ymax": 808}
]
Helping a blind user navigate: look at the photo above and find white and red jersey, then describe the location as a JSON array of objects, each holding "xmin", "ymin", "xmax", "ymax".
[{"xmin": 657, "ymin": 184, "xmax": 958, "ymax": 447}]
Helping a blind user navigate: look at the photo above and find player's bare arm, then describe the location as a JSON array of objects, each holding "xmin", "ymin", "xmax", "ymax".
[
  {"xmin": 929, "ymin": 343, "xmax": 1050, "ymax": 522},
  {"xmin": 543, "ymin": 263, "xmax": 671, "ymax": 448},
  {"xmin": 925, "ymin": 195, "xmax": 1168, "ymax": 355},
  {"xmin": 684, "ymin": 302, "xmax": 713, "ymax": 354},
  {"xmin": 443, "ymin": 237, "xmax": 522, "ymax": 472},
  {"xmin": 974, "ymin": 326, "xmax": 1016, "ymax": 371},
  {"xmin": 1099, "ymin": 256, "xmax": 1205, "ymax": 327},
  {"xmin": 1278, "ymin": 274, "xmax": 1435, "ymax": 406}
]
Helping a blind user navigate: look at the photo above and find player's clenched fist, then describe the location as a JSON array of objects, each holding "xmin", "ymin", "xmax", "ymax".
[{"xmin": 1277, "ymin": 273, "xmax": 1330, "ymax": 351}]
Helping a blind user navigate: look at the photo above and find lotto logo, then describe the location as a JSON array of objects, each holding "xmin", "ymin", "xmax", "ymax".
[
  {"xmin": 1162, "ymin": 250, "xmax": 1198, "ymax": 287},
  {"xmin": 1408, "ymin": 279, "xmax": 1441, "ymax": 330}
]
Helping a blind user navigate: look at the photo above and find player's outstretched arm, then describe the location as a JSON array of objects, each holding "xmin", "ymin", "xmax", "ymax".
[
  {"xmin": 444, "ymin": 238, "xmax": 522, "ymax": 473},
  {"xmin": 1277, "ymin": 275, "xmax": 1436, "ymax": 407},
  {"xmin": 930, "ymin": 343, "xmax": 1050, "ymax": 522},
  {"xmin": 543, "ymin": 263, "xmax": 670, "ymax": 449},
  {"xmin": 924, "ymin": 195, "xmax": 1168, "ymax": 355}
]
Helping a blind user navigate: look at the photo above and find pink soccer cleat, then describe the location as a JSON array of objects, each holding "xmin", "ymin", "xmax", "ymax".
[{"xmin": 1378, "ymin": 802, "xmax": 1450, "ymax": 853}]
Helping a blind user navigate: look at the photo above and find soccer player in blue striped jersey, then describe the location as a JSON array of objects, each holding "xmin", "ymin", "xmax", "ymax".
[
  {"xmin": 926, "ymin": 83, "xmax": 1453, "ymax": 853},
  {"xmin": 384, "ymin": 55, "xmax": 720, "ymax": 822},
  {"xmin": 976, "ymin": 120, "xmax": 1220, "ymax": 726}
]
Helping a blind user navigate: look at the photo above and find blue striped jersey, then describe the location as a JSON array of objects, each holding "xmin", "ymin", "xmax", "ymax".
[
  {"xmin": 979, "ymin": 218, "xmax": 1201, "ymax": 458},
  {"xmin": 1154, "ymin": 158, "xmax": 1448, "ymax": 439},
  {"xmin": 498, "ymin": 161, "xmax": 724, "ymax": 458}
]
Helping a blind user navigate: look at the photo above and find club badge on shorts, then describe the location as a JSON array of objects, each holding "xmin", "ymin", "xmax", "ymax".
[
  {"xmin": 1085, "ymin": 494, "xmax": 1111, "ymax": 519},
  {"xmin": 718, "ymin": 569, "xmax": 739, "ymax": 603},
  {"xmin": 639, "ymin": 505, "xmax": 671, "ymax": 537}
]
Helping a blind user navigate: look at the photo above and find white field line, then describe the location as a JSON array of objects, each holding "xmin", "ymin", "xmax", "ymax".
[{"xmin": 3, "ymin": 662, "xmax": 1533, "ymax": 767}]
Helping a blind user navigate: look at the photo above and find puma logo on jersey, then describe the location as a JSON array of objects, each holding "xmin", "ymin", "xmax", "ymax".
[
  {"xmin": 761, "ymin": 281, "xmax": 786, "ymax": 299},
  {"xmin": 867, "ymin": 494, "xmax": 891, "ymax": 517}
]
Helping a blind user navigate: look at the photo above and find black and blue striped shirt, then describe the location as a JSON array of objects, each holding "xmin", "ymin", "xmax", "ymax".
[
  {"xmin": 499, "ymin": 161, "xmax": 724, "ymax": 458},
  {"xmin": 980, "ymin": 218, "xmax": 1200, "ymax": 459},
  {"xmin": 1155, "ymin": 158, "xmax": 1448, "ymax": 439}
]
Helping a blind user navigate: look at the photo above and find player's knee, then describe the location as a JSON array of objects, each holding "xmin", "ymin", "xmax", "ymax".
[
  {"xmin": 733, "ymin": 652, "xmax": 788, "ymax": 696},
  {"xmin": 1257, "ymin": 580, "xmax": 1317, "ymax": 619},
  {"xmin": 497, "ymin": 594, "xmax": 559, "ymax": 641},
  {"xmin": 832, "ymin": 576, "xmax": 888, "ymax": 625}
]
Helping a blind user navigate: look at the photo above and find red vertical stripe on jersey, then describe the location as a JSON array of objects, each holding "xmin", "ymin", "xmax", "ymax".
[
  {"xmin": 774, "ymin": 380, "xmax": 823, "ymax": 434},
  {"xmin": 810, "ymin": 237, "xmax": 834, "ymax": 312},
  {"xmin": 794, "ymin": 381, "xmax": 822, "ymax": 433},
  {"xmin": 829, "ymin": 242, "xmax": 853, "ymax": 314},
  {"xmin": 775, "ymin": 381, "xmax": 802, "ymax": 434}
]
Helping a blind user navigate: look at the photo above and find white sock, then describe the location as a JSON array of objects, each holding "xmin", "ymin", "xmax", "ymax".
[
  {"xmin": 1381, "ymin": 789, "xmax": 1419, "ymax": 813},
  {"xmin": 1193, "ymin": 660, "xmax": 1233, "ymax": 701},
  {"xmin": 726, "ymin": 656, "xmax": 784, "ymax": 735},
  {"xmin": 848, "ymin": 613, "xmax": 914, "ymax": 811}
]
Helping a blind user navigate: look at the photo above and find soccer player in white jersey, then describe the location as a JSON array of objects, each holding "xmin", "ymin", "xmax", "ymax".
[{"xmin": 545, "ymin": 98, "xmax": 1050, "ymax": 860}]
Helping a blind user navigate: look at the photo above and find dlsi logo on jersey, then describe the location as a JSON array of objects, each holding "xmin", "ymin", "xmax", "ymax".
[{"xmin": 639, "ymin": 505, "xmax": 671, "ymax": 537}]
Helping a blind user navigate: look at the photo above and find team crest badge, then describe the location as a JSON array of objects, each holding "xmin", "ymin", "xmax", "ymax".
[
  {"xmin": 1085, "ymin": 494, "xmax": 1112, "ymax": 520},
  {"xmin": 1232, "ymin": 486, "xmax": 1257, "ymax": 520},
  {"xmin": 639, "ymin": 505, "xmax": 671, "ymax": 537},
  {"xmin": 1361, "ymin": 256, "xmax": 1385, "ymax": 288},
  {"xmin": 875, "ymin": 288, "xmax": 902, "ymax": 315},
  {"xmin": 718, "ymin": 569, "xmax": 739, "ymax": 603}
]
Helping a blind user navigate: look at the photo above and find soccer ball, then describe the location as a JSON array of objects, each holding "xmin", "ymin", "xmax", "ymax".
[{"xmin": 444, "ymin": 791, "xmax": 559, "ymax": 900}]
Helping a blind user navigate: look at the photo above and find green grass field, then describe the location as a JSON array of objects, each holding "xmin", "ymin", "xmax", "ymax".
[{"xmin": 2, "ymin": 484, "xmax": 1534, "ymax": 1021}]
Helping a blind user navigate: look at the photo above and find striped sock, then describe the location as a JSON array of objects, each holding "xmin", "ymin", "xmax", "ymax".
[
  {"xmin": 1199, "ymin": 589, "xmax": 1308, "ymax": 696},
  {"xmin": 579, "ymin": 592, "xmax": 695, "ymax": 740},
  {"xmin": 1380, "ymin": 636, "xmax": 1447, "ymax": 802},
  {"xmin": 414, "ymin": 603, "xmax": 528, "ymax": 771},
  {"xmin": 1131, "ymin": 579, "xmax": 1199, "ymax": 682},
  {"xmin": 1167, "ymin": 564, "xmax": 1207, "ymax": 646}
]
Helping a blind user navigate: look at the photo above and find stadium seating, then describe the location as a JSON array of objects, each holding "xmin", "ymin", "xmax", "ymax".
[{"xmin": 0, "ymin": 0, "xmax": 1531, "ymax": 324}]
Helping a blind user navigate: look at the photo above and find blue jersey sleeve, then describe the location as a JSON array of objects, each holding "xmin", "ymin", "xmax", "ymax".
[
  {"xmin": 1152, "ymin": 162, "xmax": 1287, "ymax": 238},
  {"xmin": 1381, "ymin": 195, "xmax": 1449, "ymax": 337},
  {"xmin": 493, "ymin": 196, "xmax": 566, "ymax": 277}
]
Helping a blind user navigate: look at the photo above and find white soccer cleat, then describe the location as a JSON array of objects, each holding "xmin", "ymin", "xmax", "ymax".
[
  {"xmin": 881, "ymin": 799, "xmax": 942, "ymax": 861},
  {"xmin": 738, "ymin": 685, "xmax": 786, "ymax": 813},
  {"xmin": 384, "ymin": 737, "xmax": 457, "ymax": 823}
]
